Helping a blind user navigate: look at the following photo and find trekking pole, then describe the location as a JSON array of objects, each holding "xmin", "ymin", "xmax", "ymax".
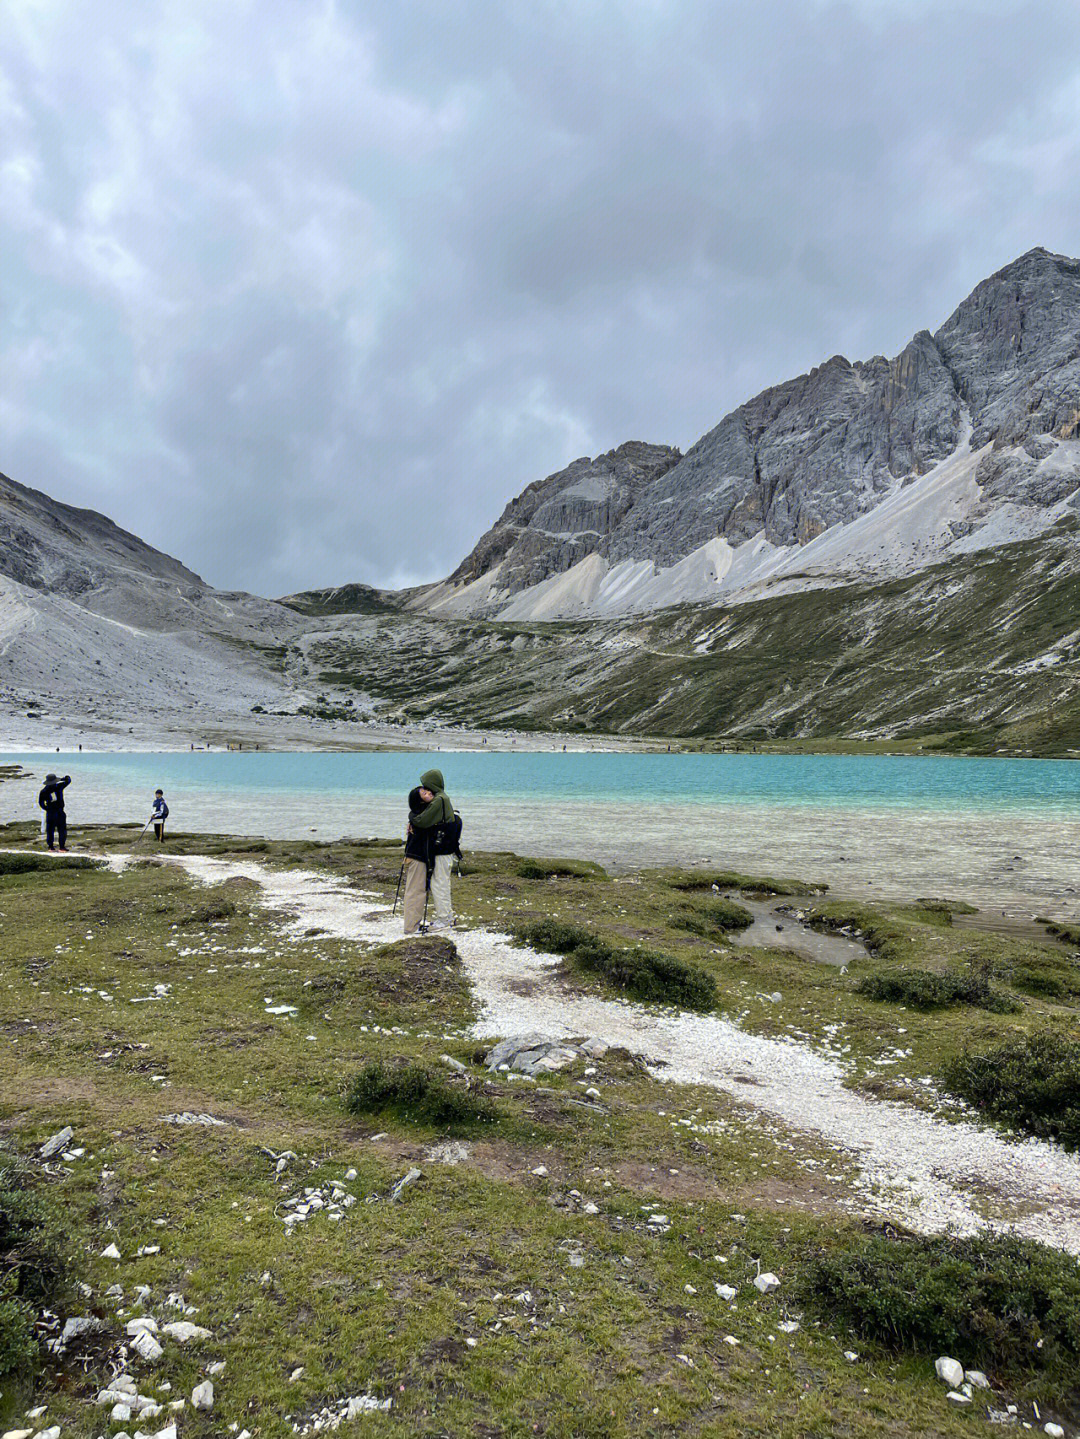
[
  {"xmin": 132, "ymin": 816, "xmax": 154, "ymax": 848},
  {"xmin": 391, "ymin": 860, "xmax": 405, "ymax": 916}
]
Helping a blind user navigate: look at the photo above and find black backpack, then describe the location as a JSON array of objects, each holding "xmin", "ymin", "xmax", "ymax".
[{"xmin": 432, "ymin": 812, "xmax": 463, "ymax": 858}]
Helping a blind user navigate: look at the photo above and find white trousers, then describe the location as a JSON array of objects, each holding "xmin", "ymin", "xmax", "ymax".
[{"xmin": 430, "ymin": 854, "xmax": 454, "ymax": 926}]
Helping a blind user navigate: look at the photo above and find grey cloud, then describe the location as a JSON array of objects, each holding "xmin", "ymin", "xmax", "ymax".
[{"xmin": 3, "ymin": 0, "xmax": 1080, "ymax": 593}]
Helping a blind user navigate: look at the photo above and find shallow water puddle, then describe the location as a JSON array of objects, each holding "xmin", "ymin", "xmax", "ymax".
[{"xmin": 729, "ymin": 897, "xmax": 870, "ymax": 968}]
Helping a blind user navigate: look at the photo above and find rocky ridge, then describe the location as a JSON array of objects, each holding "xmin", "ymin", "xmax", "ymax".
[{"xmin": 415, "ymin": 248, "xmax": 1080, "ymax": 619}]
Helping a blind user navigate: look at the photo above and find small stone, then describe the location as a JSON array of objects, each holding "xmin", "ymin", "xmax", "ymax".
[
  {"xmin": 344, "ymin": 1168, "xmax": 358, "ymax": 1180},
  {"xmin": 2, "ymin": 1430, "xmax": 33, "ymax": 1439},
  {"xmin": 647, "ymin": 1213, "xmax": 669, "ymax": 1226},
  {"xmin": 126, "ymin": 1318, "xmax": 159, "ymax": 1336},
  {"xmin": 753, "ymin": 1272, "xmax": 780, "ymax": 1294},
  {"xmin": 531, "ymin": 1165, "xmax": 548, "ymax": 1177},
  {"xmin": 946, "ymin": 1391, "xmax": 971, "ymax": 1404},
  {"xmin": 39, "ymin": 1126, "xmax": 74, "ymax": 1159},
  {"xmin": 965, "ymin": 1370, "xmax": 990, "ymax": 1389},
  {"xmin": 778, "ymin": 1320, "xmax": 800, "ymax": 1333},
  {"xmin": 130, "ymin": 1328, "xmax": 164, "ymax": 1362},
  {"xmin": 684, "ymin": 1284, "xmax": 697, "ymax": 1295},
  {"xmin": 1044, "ymin": 1427, "xmax": 1065, "ymax": 1439},
  {"xmin": 441, "ymin": 1054, "xmax": 466, "ymax": 1073},
  {"xmin": 584, "ymin": 1087, "xmax": 601, "ymax": 1100},
  {"xmin": 191, "ymin": 1380, "xmax": 214, "ymax": 1412},
  {"xmin": 34, "ymin": 1430, "xmax": 61, "ymax": 1439},
  {"xmin": 160, "ymin": 1321, "xmax": 212, "ymax": 1343},
  {"xmin": 207, "ymin": 1361, "xmax": 225, "ymax": 1375},
  {"xmin": 101, "ymin": 1242, "xmax": 122, "ymax": 1259},
  {"xmin": 582, "ymin": 1202, "xmax": 599, "ymax": 1215},
  {"xmin": 844, "ymin": 1350, "xmax": 859, "ymax": 1362},
  {"xmin": 390, "ymin": 1167, "xmax": 422, "ymax": 1201},
  {"xmin": 289, "ymin": 1366, "xmax": 305, "ymax": 1382},
  {"xmin": 723, "ymin": 1334, "xmax": 739, "ymax": 1346},
  {"xmin": 715, "ymin": 1284, "xmax": 738, "ymax": 1301},
  {"xmin": 136, "ymin": 1245, "xmax": 161, "ymax": 1256},
  {"xmin": 61, "ymin": 1315, "xmax": 104, "ymax": 1343},
  {"xmin": 935, "ymin": 1357, "xmax": 965, "ymax": 1389}
]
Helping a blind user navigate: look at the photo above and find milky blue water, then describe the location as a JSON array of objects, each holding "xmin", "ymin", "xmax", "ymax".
[{"xmin": 6, "ymin": 750, "xmax": 1080, "ymax": 910}]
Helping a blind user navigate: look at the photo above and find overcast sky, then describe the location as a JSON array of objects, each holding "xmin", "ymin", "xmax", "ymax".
[{"xmin": 4, "ymin": 1, "xmax": 1080, "ymax": 595}]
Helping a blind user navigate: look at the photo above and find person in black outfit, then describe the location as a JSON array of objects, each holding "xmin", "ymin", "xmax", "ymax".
[
  {"xmin": 38, "ymin": 773, "xmax": 71, "ymax": 851},
  {"xmin": 402, "ymin": 786, "xmax": 434, "ymax": 933}
]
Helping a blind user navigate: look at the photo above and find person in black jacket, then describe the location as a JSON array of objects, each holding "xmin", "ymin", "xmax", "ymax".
[
  {"xmin": 38, "ymin": 773, "xmax": 71, "ymax": 851},
  {"xmin": 402, "ymin": 785, "xmax": 433, "ymax": 934}
]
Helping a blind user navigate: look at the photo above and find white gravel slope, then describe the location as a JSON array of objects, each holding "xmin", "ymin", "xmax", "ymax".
[{"xmin": 161, "ymin": 854, "xmax": 1080, "ymax": 1253}]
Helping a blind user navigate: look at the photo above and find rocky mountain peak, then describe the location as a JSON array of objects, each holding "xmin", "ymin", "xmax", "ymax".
[{"xmin": 422, "ymin": 247, "xmax": 1080, "ymax": 618}]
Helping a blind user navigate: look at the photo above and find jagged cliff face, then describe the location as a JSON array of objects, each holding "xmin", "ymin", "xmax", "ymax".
[{"xmin": 424, "ymin": 248, "xmax": 1080, "ymax": 615}]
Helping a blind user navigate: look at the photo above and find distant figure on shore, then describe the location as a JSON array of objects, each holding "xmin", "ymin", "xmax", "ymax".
[
  {"xmin": 38, "ymin": 773, "xmax": 71, "ymax": 852},
  {"xmin": 151, "ymin": 789, "xmax": 169, "ymax": 843},
  {"xmin": 404, "ymin": 768, "xmax": 460, "ymax": 933}
]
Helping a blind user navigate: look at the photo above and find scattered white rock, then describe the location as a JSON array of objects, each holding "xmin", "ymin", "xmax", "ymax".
[
  {"xmin": 136, "ymin": 1245, "xmax": 161, "ymax": 1257},
  {"xmin": 531, "ymin": 1165, "xmax": 549, "ymax": 1177},
  {"xmin": 101, "ymin": 1242, "xmax": 122, "ymax": 1260},
  {"xmin": 1044, "ymin": 1426, "xmax": 1065, "ymax": 1438},
  {"xmin": 584, "ymin": 1087, "xmax": 601, "ymax": 1100},
  {"xmin": 844, "ymin": 1350, "xmax": 859, "ymax": 1362},
  {"xmin": 39, "ymin": 1127, "xmax": 74, "ymax": 1159},
  {"xmin": 966, "ymin": 1370, "xmax": 991, "ymax": 1389},
  {"xmin": 59, "ymin": 1314, "xmax": 105, "ymax": 1344},
  {"xmin": 159, "ymin": 1112, "xmax": 228, "ymax": 1127},
  {"xmin": 112, "ymin": 1403, "xmax": 133, "ymax": 1422},
  {"xmin": 946, "ymin": 1391, "xmax": 971, "ymax": 1404},
  {"xmin": 647, "ymin": 1213, "xmax": 669, "ymax": 1227},
  {"xmin": 935, "ymin": 1357, "xmax": 965, "ymax": 1389},
  {"xmin": 2, "ymin": 1429, "xmax": 33, "ymax": 1439},
  {"xmin": 390, "ymin": 1167, "xmax": 422, "ymax": 1201},
  {"xmin": 715, "ymin": 1284, "xmax": 738, "ymax": 1301},
  {"xmin": 294, "ymin": 1394, "xmax": 392, "ymax": 1431},
  {"xmin": 753, "ymin": 1272, "xmax": 780, "ymax": 1294},
  {"xmin": 130, "ymin": 1328, "xmax": 164, "ymax": 1362},
  {"xmin": 777, "ymin": 1320, "xmax": 800, "ymax": 1334},
  {"xmin": 207, "ymin": 1361, "xmax": 225, "ymax": 1375},
  {"xmin": 582, "ymin": 1201, "xmax": 599, "ymax": 1215},
  {"xmin": 160, "ymin": 1321, "xmax": 212, "ymax": 1343},
  {"xmin": 126, "ymin": 1318, "xmax": 159, "ymax": 1336},
  {"xmin": 441, "ymin": 1054, "xmax": 466, "ymax": 1073},
  {"xmin": 191, "ymin": 1380, "xmax": 214, "ymax": 1411}
]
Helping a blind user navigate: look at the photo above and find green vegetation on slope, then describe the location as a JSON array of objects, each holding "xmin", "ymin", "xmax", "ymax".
[{"xmin": 287, "ymin": 529, "xmax": 1080, "ymax": 753}]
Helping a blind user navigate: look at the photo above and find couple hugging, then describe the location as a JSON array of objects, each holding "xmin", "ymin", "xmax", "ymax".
[{"xmin": 402, "ymin": 768, "xmax": 462, "ymax": 934}]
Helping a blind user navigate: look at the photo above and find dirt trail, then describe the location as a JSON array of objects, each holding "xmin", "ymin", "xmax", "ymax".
[{"xmin": 145, "ymin": 853, "xmax": 1080, "ymax": 1253}]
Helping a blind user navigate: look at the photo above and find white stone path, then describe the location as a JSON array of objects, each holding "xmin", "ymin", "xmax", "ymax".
[{"xmin": 123, "ymin": 853, "xmax": 1080, "ymax": 1253}]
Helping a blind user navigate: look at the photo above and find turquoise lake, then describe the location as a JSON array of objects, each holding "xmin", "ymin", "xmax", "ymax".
[{"xmin": 5, "ymin": 751, "xmax": 1080, "ymax": 912}]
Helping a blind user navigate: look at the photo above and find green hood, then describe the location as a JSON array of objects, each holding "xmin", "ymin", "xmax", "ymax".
[{"xmin": 420, "ymin": 768, "xmax": 445, "ymax": 792}]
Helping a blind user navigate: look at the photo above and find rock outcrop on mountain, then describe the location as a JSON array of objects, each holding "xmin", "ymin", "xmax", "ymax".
[{"xmin": 419, "ymin": 248, "xmax": 1080, "ymax": 619}]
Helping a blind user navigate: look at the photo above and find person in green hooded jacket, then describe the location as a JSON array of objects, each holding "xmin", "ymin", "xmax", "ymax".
[{"xmin": 403, "ymin": 768, "xmax": 458, "ymax": 933}]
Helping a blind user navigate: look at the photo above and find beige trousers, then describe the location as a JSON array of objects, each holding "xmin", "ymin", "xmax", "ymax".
[
  {"xmin": 429, "ymin": 854, "xmax": 454, "ymax": 927},
  {"xmin": 402, "ymin": 857, "xmax": 428, "ymax": 934}
]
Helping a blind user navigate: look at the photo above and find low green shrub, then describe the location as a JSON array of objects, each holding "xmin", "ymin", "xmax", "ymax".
[
  {"xmin": 1044, "ymin": 920, "xmax": 1080, "ymax": 948},
  {"xmin": 657, "ymin": 867, "xmax": 822, "ymax": 896},
  {"xmin": 939, "ymin": 1030, "xmax": 1080, "ymax": 1151},
  {"xmin": 796, "ymin": 1227, "xmax": 1080, "ymax": 1409},
  {"xmin": 1010, "ymin": 966, "xmax": 1067, "ymax": 1000},
  {"xmin": 513, "ymin": 919, "xmax": 716, "ymax": 1010},
  {"xmin": 515, "ymin": 858, "xmax": 606, "ymax": 880},
  {"xmin": 676, "ymin": 897, "xmax": 754, "ymax": 937},
  {"xmin": 0, "ymin": 853, "xmax": 98, "ymax": 876},
  {"xmin": 345, "ymin": 1059, "xmax": 496, "ymax": 1129},
  {"xmin": 857, "ymin": 967, "xmax": 1019, "ymax": 1013},
  {"xmin": 178, "ymin": 897, "xmax": 237, "ymax": 925},
  {"xmin": 0, "ymin": 1156, "xmax": 68, "ymax": 1377}
]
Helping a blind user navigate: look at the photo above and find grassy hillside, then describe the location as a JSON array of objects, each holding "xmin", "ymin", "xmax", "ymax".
[{"xmin": 289, "ymin": 527, "xmax": 1080, "ymax": 754}]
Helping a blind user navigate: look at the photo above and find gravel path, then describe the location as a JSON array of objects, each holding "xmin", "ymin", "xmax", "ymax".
[{"xmin": 162, "ymin": 854, "xmax": 1080, "ymax": 1253}]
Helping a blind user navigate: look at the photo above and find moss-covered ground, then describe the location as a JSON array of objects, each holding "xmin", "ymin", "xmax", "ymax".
[{"xmin": 1, "ymin": 822, "xmax": 1077, "ymax": 1436}]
